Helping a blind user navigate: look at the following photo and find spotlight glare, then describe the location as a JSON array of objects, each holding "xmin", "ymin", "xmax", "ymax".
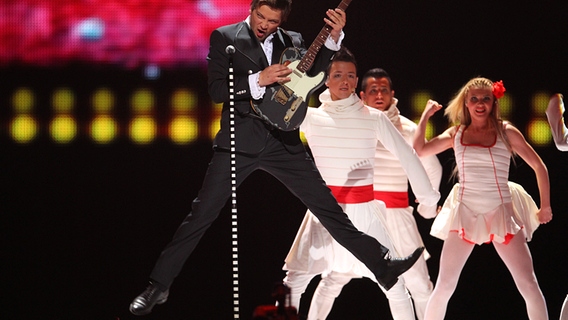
[
  {"xmin": 131, "ymin": 89, "xmax": 155, "ymax": 113},
  {"xmin": 498, "ymin": 94, "xmax": 513, "ymax": 118},
  {"xmin": 425, "ymin": 122, "xmax": 436, "ymax": 141},
  {"xmin": 129, "ymin": 117, "xmax": 157, "ymax": 144},
  {"xmin": 531, "ymin": 92, "xmax": 550, "ymax": 114},
  {"xmin": 50, "ymin": 115, "xmax": 77, "ymax": 143},
  {"xmin": 209, "ymin": 102, "xmax": 223, "ymax": 140},
  {"xmin": 92, "ymin": 88, "xmax": 115, "ymax": 113},
  {"xmin": 412, "ymin": 117, "xmax": 437, "ymax": 140},
  {"xmin": 52, "ymin": 88, "xmax": 75, "ymax": 113},
  {"xmin": 169, "ymin": 116, "xmax": 198, "ymax": 144},
  {"xmin": 75, "ymin": 17, "xmax": 105, "ymax": 40},
  {"xmin": 90, "ymin": 115, "xmax": 118, "ymax": 144},
  {"xmin": 209, "ymin": 116, "xmax": 221, "ymax": 140},
  {"xmin": 10, "ymin": 115, "xmax": 38, "ymax": 143},
  {"xmin": 144, "ymin": 64, "xmax": 160, "ymax": 80},
  {"xmin": 411, "ymin": 90, "xmax": 433, "ymax": 115},
  {"xmin": 172, "ymin": 89, "xmax": 197, "ymax": 112},
  {"xmin": 300, "ymin": 131, "xmax": 307, "ymax": 144},
  {"xmin": 527, "ymin": 119, "xmax": 552, "ymax": 147},
  {"xmin": 12, "ymin": 88, "xmax": 35, "ymax": 113}
]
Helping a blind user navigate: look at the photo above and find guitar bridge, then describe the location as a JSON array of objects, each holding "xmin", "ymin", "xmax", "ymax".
[
  {"xmin": 283, "ymin": 96, "xmax": 304, "ymax": 124},
  {"xmin": 274, "ymin": 86, "xmax": 294, "ymax": 105}
]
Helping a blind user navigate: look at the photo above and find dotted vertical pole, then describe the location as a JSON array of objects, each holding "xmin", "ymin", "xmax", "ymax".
[{"xmin": 226, "ymin": 45, "xmax": 239, "ymax": 320}]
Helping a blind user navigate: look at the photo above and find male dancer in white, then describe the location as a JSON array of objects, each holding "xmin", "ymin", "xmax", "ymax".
[
  {"xmin": 545, "ymin": 93, "xmax": 568, "ymax": 320},
  {"xmin": 360, "ymin": 68, "xmax": 442, "ymax": 320},
  {"xmin": 282, "ymin": 48, "xmax": 439, "ymax": 320}
]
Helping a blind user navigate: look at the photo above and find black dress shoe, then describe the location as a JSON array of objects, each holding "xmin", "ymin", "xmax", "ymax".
[
  {"xmin": 129, "ymin": 283, "xmax": 169, "ymax": 316},
  {"xmin": 376, "ymin": 247, "xmax": 424, "ymax": 291}
]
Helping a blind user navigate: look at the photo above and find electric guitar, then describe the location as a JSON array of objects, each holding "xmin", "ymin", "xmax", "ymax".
[{"xmin": 251, "ymin": 0, "xmax": 353, "ymax": 131}]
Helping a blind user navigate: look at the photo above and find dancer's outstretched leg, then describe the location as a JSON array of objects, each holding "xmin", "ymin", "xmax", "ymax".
[{"xmin": 493, "ymin": 230, "xmax": 548, "ymax": 320}]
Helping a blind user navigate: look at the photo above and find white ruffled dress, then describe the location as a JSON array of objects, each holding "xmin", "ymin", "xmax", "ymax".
[{"xmin": 430, "ymin": 125, "xmax": 540, "ymax": 244}]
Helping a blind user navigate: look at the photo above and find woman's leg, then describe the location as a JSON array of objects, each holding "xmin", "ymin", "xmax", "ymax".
[
  {"xmin": 424, "ymin": 232, "xmax": 474, "ymax": 320},
  {"xmin": 560, "ymin": 294, "xmax": 568, "ymax": 320},
  {"xmin": 493, "ymin": 230, "xmax": 548, "ymax": 320}
]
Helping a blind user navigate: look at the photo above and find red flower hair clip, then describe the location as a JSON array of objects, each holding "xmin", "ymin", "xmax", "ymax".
[{"xmin": 492, "ymin": 80, "xmax": 506, "ymax": 99}]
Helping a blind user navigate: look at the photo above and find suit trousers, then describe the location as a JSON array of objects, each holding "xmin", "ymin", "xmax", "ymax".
[{"xmin": 150, "ymin": 133, "xmax": 389, "ymax": 289}]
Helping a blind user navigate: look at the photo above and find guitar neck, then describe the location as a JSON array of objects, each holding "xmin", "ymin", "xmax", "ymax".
[{"xmin": 296, "ymin": 0, "xmax": 352, "ymax": 73}]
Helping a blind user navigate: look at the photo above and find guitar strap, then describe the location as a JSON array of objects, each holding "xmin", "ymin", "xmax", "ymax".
[
  {"xmin": 275, "ymin": 28, "xmax": 297, "ymax": 49},
  {"xmin": 270, "ymin": 29, "xmax": 295, "ymax": 65}
]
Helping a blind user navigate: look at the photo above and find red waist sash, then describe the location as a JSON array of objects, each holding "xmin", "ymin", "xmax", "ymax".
[
  {"xmin": 328, "ymin": 185, "xmax": 374, "ymax": 204},
  {"xmin": 373, "ymin": 191, "xmax": 409, "ymax": 208}
]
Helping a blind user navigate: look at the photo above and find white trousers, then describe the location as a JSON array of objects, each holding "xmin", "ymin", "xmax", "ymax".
[
  {"xmin": 284, "ymin": 269, "xmax": 415, "ymax": 320},
  {"xmin": 383, "ymin": 207, "xmax": 433, "ymax": 320}
]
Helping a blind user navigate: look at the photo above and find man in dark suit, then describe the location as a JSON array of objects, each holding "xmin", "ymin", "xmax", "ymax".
[{"xmin": 129, "ymin": 0, "xmax": 424, "ymax": 316}]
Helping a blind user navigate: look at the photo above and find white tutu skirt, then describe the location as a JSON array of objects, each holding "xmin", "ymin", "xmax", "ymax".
[
  {"xmin": 430, "ymin": 181, "xmax": 540, "ymax": 244},
  {"xmin": 283, "ymin": 200, "xmax": 393, "ymax": 282}
]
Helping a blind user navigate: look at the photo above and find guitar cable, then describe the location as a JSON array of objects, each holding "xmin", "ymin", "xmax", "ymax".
[{"xmin": 226, "ymin": 44, "xmax": 240, "ymax": 320}]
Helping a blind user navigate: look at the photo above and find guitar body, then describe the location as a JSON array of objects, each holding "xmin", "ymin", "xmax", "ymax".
[{"xmin": 251, "ymin": 48, "xmax": 325, "ymax": 131}]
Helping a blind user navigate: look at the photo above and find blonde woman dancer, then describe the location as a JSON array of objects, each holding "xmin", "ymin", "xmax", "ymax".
[{"xmin": 413, "ymin": 77, "xmax": 552, "ymax": 320}]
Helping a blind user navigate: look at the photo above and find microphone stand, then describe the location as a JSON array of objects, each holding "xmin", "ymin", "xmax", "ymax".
[{"xmin": 225, "ymin": 44, "xmax": 240, "ymax": 320}]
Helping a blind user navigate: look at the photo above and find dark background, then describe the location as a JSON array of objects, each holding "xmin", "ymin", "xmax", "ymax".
[{"xmin": 2, "ymin": 1, "xmax": 568, "ymax": 319}]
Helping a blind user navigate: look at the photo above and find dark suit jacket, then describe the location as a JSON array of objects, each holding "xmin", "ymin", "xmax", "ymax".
[{"xmin": 207, "ymin": 21, "xmax": 336, "ymax": 155}]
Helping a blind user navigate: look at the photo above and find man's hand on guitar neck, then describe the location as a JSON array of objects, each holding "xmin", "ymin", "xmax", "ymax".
[
  {"xmin": 325, "ymin": 8, "xmax": 346, "ymax": 43},
  {"xmin": 259, "ymin": 64, "xmax": 293, "ymax": 87}
]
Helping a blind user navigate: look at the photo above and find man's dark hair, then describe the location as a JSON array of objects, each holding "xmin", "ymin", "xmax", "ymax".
[
  {"xmin": 250, "ymin": 0, "xmax": 293, "ymax": 22},
  {"xmin": 326, "ymin": 46, "xmax": 357, "ymax": 75},
  {"xmin": 360, "ymin": 68, "xmax": 393, "ymax": 92}
]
